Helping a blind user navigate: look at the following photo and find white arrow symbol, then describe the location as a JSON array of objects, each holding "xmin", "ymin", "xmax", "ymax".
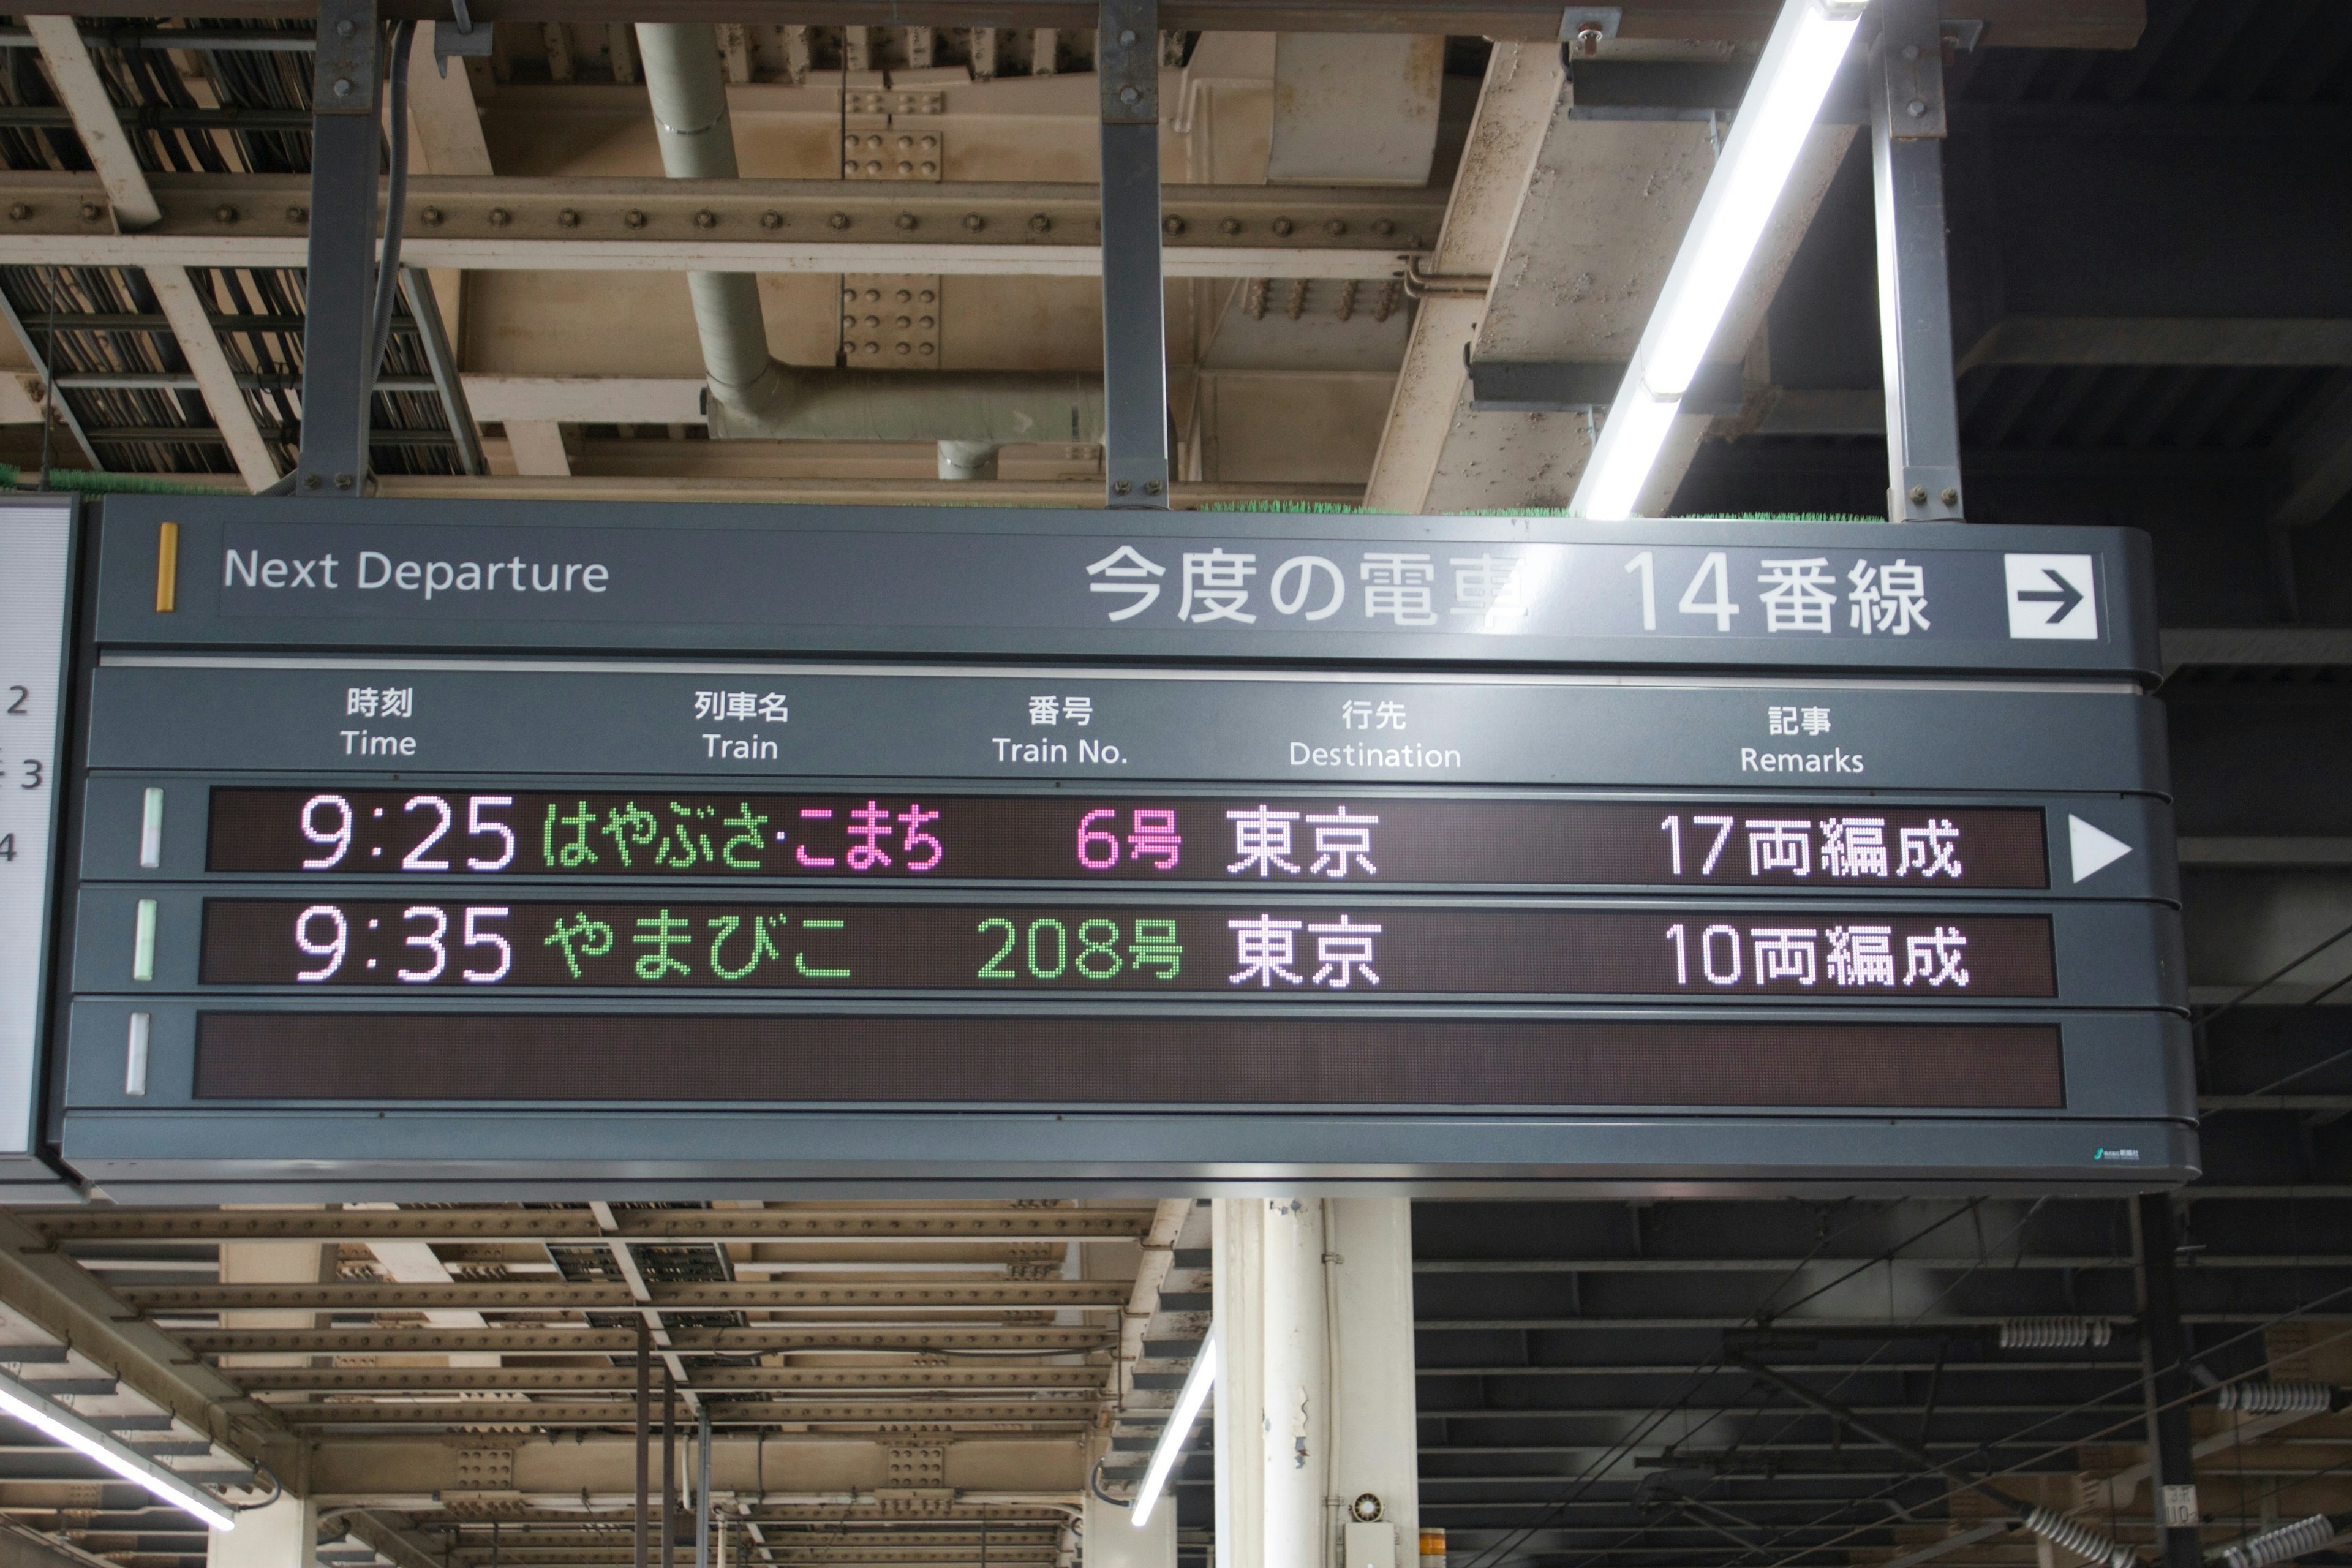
[{"xmin": 2068, "ymin": 815, "xmax": 2133, "ymax": 884}]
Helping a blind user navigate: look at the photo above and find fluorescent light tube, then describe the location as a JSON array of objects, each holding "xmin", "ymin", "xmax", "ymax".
[
  {"xmin": 1643, "ymin": 0, "xmax": 1865, "ymax": 397},
  {"xmin": 1578, "ymin": 385, "xmax": 1686, "ymax": 522},
  {"xmin": 1131, "ymin": 1332, "xmax": 1215, "ymax": 1528},
  {"xmin": 0, "ymin": 1368, "xmax": 237, "ymax": 1531},
  {"xmin": 1572, "ymin": 0, "xmax": 1863, "ymax": 518}
]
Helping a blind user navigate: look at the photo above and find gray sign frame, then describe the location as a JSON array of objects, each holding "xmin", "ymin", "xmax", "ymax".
[
  {"xmin": 55, "ymin": 500, "xmax": 2190, "ymax": 1197},
  {"xmin": 94, "ymin": 498, "xmax": 2162, "ymax": 678}
]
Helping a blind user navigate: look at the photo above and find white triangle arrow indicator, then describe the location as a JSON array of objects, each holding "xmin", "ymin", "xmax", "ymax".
[{"xmin": 2068, "ymin": 815, "xmax": 2133, "ymax": 884}]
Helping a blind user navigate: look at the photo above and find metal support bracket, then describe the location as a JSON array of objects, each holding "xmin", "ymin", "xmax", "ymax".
[
  {"xmin": 311, "ymin": 0, "xmax": 380, "ymax": 116},
  {"xmin": 1869, "ymin": 0, "xmax": 1963, "ymax": 522},
  {"xmin": 434, "ymin": 0, "xmax": 492, "ymax": 77},
  {"xmin": 1098, "ymin": 0, "xmax": 1169, "ymax": 509},
  {"xmin": 2135, "ymin": 1193, "xmax": 2206, "ymax": 1568},
  {"xmin": 1470, "ymin": 358, "xmax": 1744, "ymax": 417},
  {"xmin": 295, "ymin": 0, "xmax": 380, "ymax": 496},
  {"xmin": 1559, "ymin": 7, "xmax": 1623, "ymax": 58}
]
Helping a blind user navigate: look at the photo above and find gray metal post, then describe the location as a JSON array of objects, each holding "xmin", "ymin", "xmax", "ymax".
[
  {"xmin": 1098, "ymin": 0, "xmax": 1169, "ymax": 509},
  {"xmin": 661, "ymin": 1375, "xmax": 677, "ymax": 1568},
  {"xmin": 694, "ymin": 1404, "xmax": 712, "ymax": 1568},
  {"xmin": 2134, "ymin": 1193, "xmax": 2204, "ymax": 1568},
  {"xmin": 634, "ymin": 1321, "xmax": 650, "ymax": 1568},
  {"xmin": 296, "ymin": 0, "xmax": 381, "ymax": 496},
  {"xmin": 1869, "ymin": 0, "xmax": 1963, "ymax": 522}
]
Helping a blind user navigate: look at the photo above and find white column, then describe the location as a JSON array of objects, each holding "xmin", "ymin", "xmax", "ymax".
[
  {"xmin": 1215, "ymin": 1199, "xmax": 1419, "ymax": 1568},
  {"xmin": 1329, "ymin": 1199, "xmax": 1419, "ymax": 1568},
  {"xmin": 215, "ymin": 1240, "xmax": 334, "ymax": 1370},
  {"xmin": 208, "ymin": 1494, "xmax": 315, "ymax": 1568},
  {"xmin": 1212, "ymin": 1199, "xmax": 1260, "ymax": 1568},
  {"xmin": 1087, "ymin": 1484, "xmax": 1176, "ymax": 1567}
]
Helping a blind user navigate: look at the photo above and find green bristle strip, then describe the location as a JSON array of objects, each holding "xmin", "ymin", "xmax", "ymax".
[{"xmin": 0, "ymin": 462, "xmax": 241, "ymax": 497}]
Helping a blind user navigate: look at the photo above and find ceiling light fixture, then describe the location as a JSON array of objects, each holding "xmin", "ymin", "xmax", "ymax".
[
  {"xmin": 1131, "ymin": 1330, "xmax": 1215, "ymax": 1528},
  {"xmin": 1572, "ymin": 0, "xmax": 1866, "ymax": 519},
  {"xmin": 0, "ymin": 1368, "xmax": 238, "ymax": 1531}
]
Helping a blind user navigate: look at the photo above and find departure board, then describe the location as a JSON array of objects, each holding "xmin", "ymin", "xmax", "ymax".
[{"xmin": 47, "ymin": 499, "xmax": 2195, "ymax": 1195}]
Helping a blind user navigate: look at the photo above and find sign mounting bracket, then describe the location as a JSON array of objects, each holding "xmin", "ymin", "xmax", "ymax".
[
  {"xmin": 1097, "ymin": 0, "xmax": 1170, "ymax": 509},
  {"xmin": 295, "ymin": 0, "xmax": 380, "ymax": 497}
]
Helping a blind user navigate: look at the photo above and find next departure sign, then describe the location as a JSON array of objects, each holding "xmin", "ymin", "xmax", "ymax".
[{"xmin": 205, "ymin": 787, "xmax": 2047, "ymax": 889}]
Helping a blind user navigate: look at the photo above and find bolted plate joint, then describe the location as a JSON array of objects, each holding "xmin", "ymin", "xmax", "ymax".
[
  {"xmin": 312, "ymin": 0, "xmax": 381, "ymax": 116},
  {"xmin": 1098, "ymin": 0, "xmax": 1159, "ymax": 125}
]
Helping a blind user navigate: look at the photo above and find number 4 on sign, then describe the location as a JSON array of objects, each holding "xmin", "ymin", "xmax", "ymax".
[
  {"xmin": 1679, "ymin": 552, "xmax": 1740, "ymax": 631},
  {"xmin": 1626, "ymin": 552, "xmax": 1740, "ymax": 633}
]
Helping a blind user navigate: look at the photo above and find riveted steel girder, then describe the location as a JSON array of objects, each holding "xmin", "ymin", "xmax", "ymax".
[
  {"xmin": 0, "ymin": 173, "xmax": 1442, "ymax": 278},
  {"xmin": 38, "ymin": 1207, "xmax": 1154, "ymax": 1243},
  {"xmin": 121, "ymin": 1281, "xmax": 1126, "ymax": 1311},
  {"xmin": 277, "ymin": 1400, "xmax": 1098, "ymax": 1427},
  {"xmin": 235, "ymin": 1364, "xmax": 1104, "ymax": 1392},
  {"xmin": 172, "ymin": 1326, "xmax": 1112, "ymax": 1355}
]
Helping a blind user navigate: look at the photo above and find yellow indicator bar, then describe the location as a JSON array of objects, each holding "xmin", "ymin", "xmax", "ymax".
[{"xmin": 154, "ymin": 521, "xmax": 178, "ymax": 612}]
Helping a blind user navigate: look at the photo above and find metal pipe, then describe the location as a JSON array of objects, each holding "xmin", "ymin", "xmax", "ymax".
[
  {"xmin": 705, "ymin": 368, "xmax": 1102, "ymax": 443},
  {"xmin": 633, "ymin": 23, "xmax": 786, "ymax": 421},
  {"xmin": 703, "ymin": 365, "xmax": 1106, "ymax": 443},
  {"xmin": 937, "ymin": 440, "xmax": 1000, "ymax": 480},
  {"xmin": 634, "ymin": 21, "xmax": 1107, "ymax": 443}
]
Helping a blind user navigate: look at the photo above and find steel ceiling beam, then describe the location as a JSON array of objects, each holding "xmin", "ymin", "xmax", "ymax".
[
  {"xmin": 232, "ymin": 1364, "xmax": 1104, "ymax": 1391},
  {"xmin": 39, "ymin": 1207, "xmax": 1153, "ymax": 1242},
  {"xmin": 469, "ymin": 1531, "xmax": 1063, "ymax": 1542},
  {"xmin": 276, "ymin": 1401, "xmax": 1099, "ymax": 1427},
  {"xmin": 0, "ymin": 173, "xmax": 1442, "ymax": 279},
  {"xmin": 170, "ymin": 1326, "xmax": 1112, "ymax": 1354},
  {"xmin": 0, "ymin": 2, "xmax": 2149, "ymax": 47},
  {"xmin": 18, "ymin": 19, "xmax": 281, "ymax": 487},
  {"xmin": 123, "ymin": 1281, "xmax": 1125, "ymax": 1311},
  {"xmin": 415, "ymin": 1509, "xmax": 1074, "ymax": 1526},
  {"xmin": 0, "ymin": 1215, "xmax": 294, "ymax": 1494}
]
